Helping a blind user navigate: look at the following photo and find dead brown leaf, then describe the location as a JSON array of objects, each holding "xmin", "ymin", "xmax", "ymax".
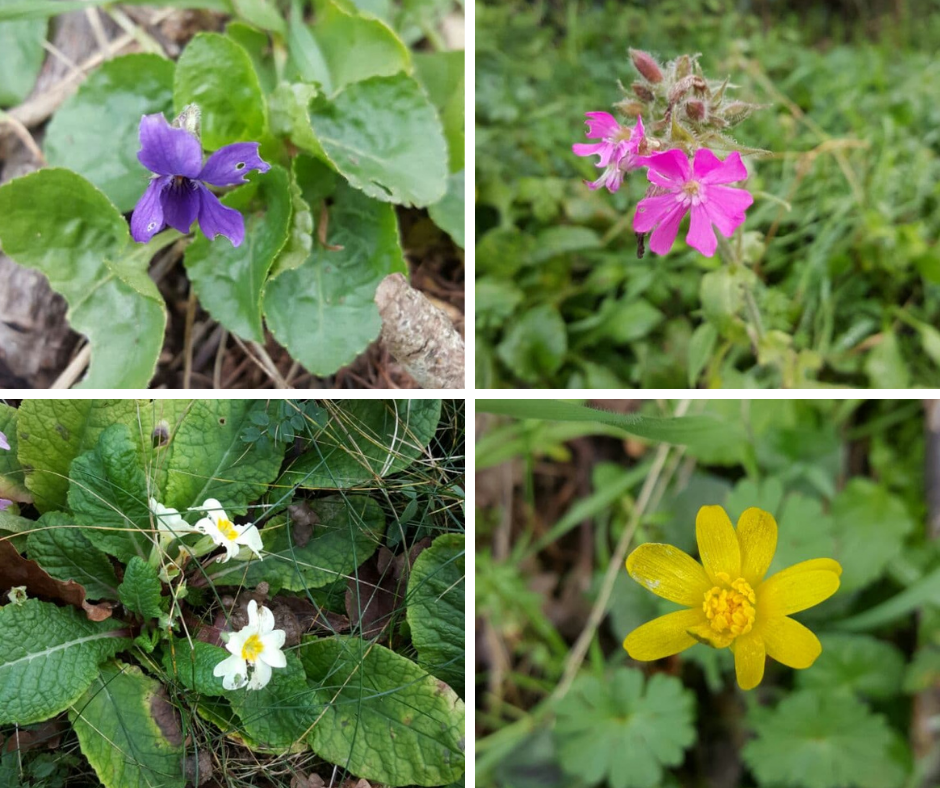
[
  {"xmin": 287, "ymin": 501, "xmax": 320, "ymax": 548},
  {"xmin": 291, "ymin": 774, "xmax": 326, "ymax": 788},
  {"xmin": 0, "ymin": 540, "xmax": 111, "ymax": 620},
  {"xmin": 150, "ymin": 687, "xmax": 183, "ymax": 747},
  {"xmin": 2, "ymin": 721, "xmax": 63, "ymax": 753},
  {"xmin": 184, "ymin": 750, "xmax": 213, "ymax": 786}
]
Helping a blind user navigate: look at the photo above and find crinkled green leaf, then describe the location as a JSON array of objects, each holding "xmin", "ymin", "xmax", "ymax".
[
  {"xmin": 0, "ymin": 403, "xmax": 29, "ymax": 504},
  {"xmin": 263, "ymin": 183, "xmax": 408, "ymax": 375},
  {"xmin": 278, "ymin": 399, "xmax": 441, "ymax": 490},
  {"xmin": 0, "ymin": 7, "xmax": 45, "ymax": 106},
  {"xmin": 407, "ymin": 533, "xmax": 465, "ymax": 690},
  {"xmin": 70, "ymin": 662, "xmax": 186, "ymax": 788},
  {"xmin": 268, "ymin": 81, "xmax": 327, "ymax": 158},
  {"xmin": 743, "ymin": 690, "xmax": 907, "ymax": 788},
  {"xmin": 0, "ymin": 599, "xmax": 130, "ymax": 725},
  {"xmin": 162, "ymin": 639, "xmax": 229, "ymax": 696},
  {"xmin": 44, "ymin": 53, "xmax": 175, "ymax": 212},
  {"xmin": 68, "ymin": 423, "xmax": 153, "ymax": 563},
  {"xmin": 300, "ymin": 636, "xmax": 466, "ymax": 786},
  {"xmin": 796, "ymin": 634, "xmax": 905, "ymax": 699},
  {"xmin": 831, "ymin": 478, "xmax": 914, "ymax": 592},
  {"xmin": 17, "ymin": 400, "xmax": 143, "ymax": 512},
  {"xmin": 27, "ymin": 512, "xmax": 120, "ymax": 600},
  {"xmin": 226, "ymin": 652, "xmax": 314, "ymax": 750},
  {"xmin": 553, "ymin": 669, "xmax": 695, "ymax": 788},
  {"xmin": 162, "ymin": 400, "xmax": 287, "ymax": 514},
  {"xmin": 414, "ymin": 50, "xmax": 464, "ymax": 171},
  {"xmin": 307, "ymin": 73, "xmax": 447, "ymax": 207},
  {"xmin": 209, "ymin": 495, "xmax": 385, "ymax": 590},
  {"xmin": 119, "ymin": 556, "xmax": 165, "ymax": 619},
  {"xmin": 0, "ymin": 169, "xmax": 168, "ymax": 389},
  {"xmin": 302, "ymin": 0, "xmax": 410, "ymax": 93},
  {"xmin": 428, "ymin": 170, "xmax": 465, "ymax": 248},
  {"xmin": 174, "ymin": 32, "xmax": 267, "ymax": 150},
  {"xmin": 184, "ymin": 165, "xmax": 291, "ymax": 342},
  {"xmin": 269, "ymin": 158, "xmax": 314, "ymax": 277}
]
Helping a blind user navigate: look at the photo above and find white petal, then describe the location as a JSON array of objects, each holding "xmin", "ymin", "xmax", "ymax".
[
  {"xmin": 224, "ymin": 629, "xmax": 247, "ymax": 656},
  {"xmin": 261, "ymin": 629, "xmax": 286, "ymax": 651},
  {"xmin": 202, "ymin": 498, "xmax": 227, "ymax": 525},
  {"xmin": 257, "ymin": 604, "xmax": 275, "ymax": 634},
  {"xmin": 260, "ymin": 644, "xmax": 287, "ymax": 669},
  {"xmin": 195, "ymin": 517, "xmax": 224, "ymax": 545},
  {"xmin": 222, "ymin": 669, "xmax": 248, "ymax": 690},
  {"xmin": 238, "ymin": 525, "xmax": 264, "ymax": 558},
  {"xmin": 222, "ymin": 540, "xmax": 240, "ymax": 562},
  {"xmin": 247, "ymin": 660, "xmax": 272, "ymax": 690},
  {"xmin": 246, "ymin": 599, "xmax": 258, "ymax": 629},
  {"xmin": 213, "ymin": 653, "xmax": 246, "ymax": 678}
]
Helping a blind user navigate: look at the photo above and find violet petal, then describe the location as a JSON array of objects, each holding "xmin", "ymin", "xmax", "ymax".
[
  {"xmin": 197, "ymin": 185, "xmax": 245, "ymax": 247},
  {"xmin": 137, "ymin": 113, "xmax": 203, "ymax": 179},
  {"xmin": 130, "ymin": 176, "xmax": 170, "ymax": 243},
  {"xmin": 198, "ymin": 142, "xmax": 271, "ymax": 187},
  {"xmin": 161, "ymin": 177, "xmax": 201, "ymax": 233}
]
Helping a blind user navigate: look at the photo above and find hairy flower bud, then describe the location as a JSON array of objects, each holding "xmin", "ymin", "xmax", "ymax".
[
  {"xmin": 722, "ymin": 101, "xmax": 757, "ymax": 123},
  {"xmin": 685, "ymin": 99, "xmax": 706, "ymax": 121},
  {"xmin": 632, "ymin": 81, "xmax": 655, "ymax": 101},
  {"xmin": 615, "ymin": 100, "xmax": 645, "ymax": 118},
  {"xmin": 629, "ymin": 49, "xmax": 663, "ymax": 83},
  {"xmin": 674, "ymin": 54, "xmax": 692, "ymax": 80}
]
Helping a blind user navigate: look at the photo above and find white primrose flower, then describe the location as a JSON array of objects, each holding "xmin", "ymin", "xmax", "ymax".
[
  {"xmin": 149, "ymin": 497, "xmax": 201, "ymax": 540},
  {"xmin": 213, "ymin": 600, "xmax": 287, "ymax": 690},
  {"xmin": 194, "ymin": 498, "xmax": 263, "ymax": 563}
]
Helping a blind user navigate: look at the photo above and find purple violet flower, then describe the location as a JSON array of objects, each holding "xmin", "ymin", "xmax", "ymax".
[{"xmin": 130, "ymin": 113, "xmax": 270, "ymax": 247}]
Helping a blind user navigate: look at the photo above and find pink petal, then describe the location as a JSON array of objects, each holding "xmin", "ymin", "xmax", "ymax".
[
  {"xmin": 583, "ymin": 111, "xmax": 620, "ymax": 139},
  {"xmin": 647, "ymin": 169, "xmax": 680, "ymax": 189},
  {"xmin": 687, "ymin": 203, "xmax": 718, "ymax": 256},
  {"xmin": 702, "ymin": 190, "xmax": 750, "ymax": 238},
  {"xmin": 708, "ymin": 184, "xmax": 754, "ymax": 218},
  {"xmin": 633, "ymin": 193, "xmax": 680, "ymax": 233},
  {"xmin": 643, "ymin": 149, "xmax": 691, "ymax": 184},
  {"xmin": 573, "ymin": 141, "xmax": 615, "ymax": 166},
  {"xmin": 696, "ymin": 149, "xmax": 748, "ymax": 184},
  {"xmin": 648, "ymin": 201, "xmax": 689, "ymax": 255}
]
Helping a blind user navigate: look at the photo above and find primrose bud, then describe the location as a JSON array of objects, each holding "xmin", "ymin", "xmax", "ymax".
[
  {"xmin": 632, "ymin": 81, "xmax": 654, "ymax": 101},
  {"xmin": 685, "ymin": 99, "xmax": 706, "ymax": 121},
  {"xmin": 173, "ymin": 103, "xmax": 201, "ymax": 140},
  {"xmin": 629, "ymin": 49, "xmax": 663, "ymax": 83}
]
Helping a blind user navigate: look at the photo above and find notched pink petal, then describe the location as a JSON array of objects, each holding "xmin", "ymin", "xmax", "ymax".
[
  {"xmin": 644, "ymin": 149, "xmax": 691, "ymax": 184},
  {"xmin": 687, "ymin": 203, "xmax": 718, "ymax": 256},
  {"xmin": 708, "ymin": 184, "xmax": 754, "ymax": 217},
  {"xmin": 697, "ymin": 150, "xmax": 748, "ymax": 184},
  {"xmin": 573, "ymin": 141, "xmax": 615, "ymax": 166},
  {"xmin": 648, "ymin": 201, "xmax": 688, "ymax": 255},
  {"xmin": 583, "ymin": 111, "xmax": 620, "ymax": 139}
]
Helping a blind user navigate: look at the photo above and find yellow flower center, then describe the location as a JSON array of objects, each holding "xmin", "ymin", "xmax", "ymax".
[
  {"xmin": 217, "ymin": 519, "xmax": 239, "ymax": 541},
  {"xmin": 703, "ymin": 572, "xmax": 756, "ymax": 638},
  {"xmin": 241, "ymin": 634, "xmax": 264, "ymax": 662}
]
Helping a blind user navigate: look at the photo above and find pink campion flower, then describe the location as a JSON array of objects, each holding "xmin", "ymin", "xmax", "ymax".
[
  {"xmin": 573, "ymin": 113, "xmax": 646, "ymax": 193},
  {"xmin": 633, "ymin": 148, "xmax": 753, "ymax": 257}
]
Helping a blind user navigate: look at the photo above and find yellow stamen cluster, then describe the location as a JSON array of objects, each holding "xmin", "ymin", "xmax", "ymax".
[
  {"xmin": 241, "ymin": 634, "xmax": 263, "ymax": 662},
  {"xmin": 703, "ymin": 572, "xmax": 756, "ymax": 638},
  {"xmin": 218, "ymin": 519, "xmax": 239, "ymax": 541}
]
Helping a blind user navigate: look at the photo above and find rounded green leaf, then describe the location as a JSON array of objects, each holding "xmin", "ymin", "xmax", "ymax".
[
  {"xmin": 174, "ymin": 32, "xmax": 268, "ymax": 150},
  {"xmin": 0, "ymin": 11, "xmax": 46, "ymax": 106},
  {"xmin": 300, "ymin": 636, "xmax": 466, "ymax": 786},
  {"xmin": 407, "ymin": 533, "xmax": 465, "ymax": 690},
  {"xmin": 307, "ymin": 73, "xmax": 448, "ymax": 207},
  {"xmin": 0, "ymin": 599, "xmax": 130, "ymax": 725},
  {"xmin": 263, "ymin": 182, "xmax": 408, "ymax": 375},
  {"xmin": 44, "ymin": 53, "xmax": 175, "ymax": 212},
  {"xmin": 184, "ymin": 166, "xmax": 292, "ymax": 342},
  {"xmin": 70, "ymin": 662, "xmax": 186, "ymax": 788},
  {"xmin": 413, "ymin": 50, "xmax": 464, "ymax": 171},
  {"xmin": 119, "ymin": 556, "xmax": 165, "ymax": 619},
  {"xmin": 208, "ymin": 494, "xmax": 386, "ymax": 590},
  {"xmin": 428, "ymin": 170, "xmax": 465, "ymax": 248},
  {"xmin": 0, "ymin": 169, "xmax": 166, "ymax": 388},
  {"xmin": 496, "ymin": 304, "xmax": 568, "ymax": 385},
  {"xmin": 162, "ymin": 639, "xmax": 229, "ymax": 697}
]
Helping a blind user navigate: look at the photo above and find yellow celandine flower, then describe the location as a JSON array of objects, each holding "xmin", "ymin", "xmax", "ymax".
[{"xmin": 623, "ymin": 505, "xmax": 842, "ymax": 690}]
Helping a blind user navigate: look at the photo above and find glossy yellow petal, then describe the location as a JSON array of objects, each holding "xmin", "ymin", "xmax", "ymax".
[
  {"xmin": 626, "ymin": 543, "xmax": 712, "ymax": 605},
  {"xmin": 686, "ymin": 622, "xmax": 735, "ymax": 649},
  {"xmin": 736, "ymin": 507, "xmax": 777, "ymax": 586},
  {"xmin": 759, "ymin": 616, "xmax": 822, "ymax": 669},
  {"xmin": 758, "ymin": 567, "xmax": 840, "ymax": 618},
  {"xmin": 696, "ymin": 505, "xmax": 741, "ymax": 583},
  {"xmin": 733, "ymin": 631, "xmax": 765, "ymax": 690},
  {"xmin": 623, "ymin": 608, "xmax": 705, "ymax": 661}
]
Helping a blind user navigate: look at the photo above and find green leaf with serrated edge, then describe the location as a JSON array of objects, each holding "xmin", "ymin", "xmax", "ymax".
[
  {"xmin": 0, "ymin": 403, "xmax": 29, "ymax": 504},
  {"xmin": 428, "ymin": 170, "xmax": 465, "ymax": 247},
  {"xmin": 795, "ymin": 634, "xmax": 905, "ymax": 699},
  {"xmin": 0, "ymin": 510, "xmax": 32, "ymax": 551},
  {"xmin": 307, "ymin": 73, "xmax": 447, "ymax": 207},
  {"xmin": 742, "ymin": 690, "xmax": 907, "ymax": 788},
  {"xmin": 269, "ymin": 158, "xmax": 314, "ymax": 277},
  {"xmin": 269, "ymin": 81, "xmax": 327, "ymax": 158},
  {"xmin": 184, "ymin": 165, "xmax": 291, "ymax": 342},
  {"xmin": 68, "ymin": 424, "xmax": 153, "ymax": 563},
  {"xmin": 209, "ymin": 495, "xmax": 385, "ymax": 589},
  {"xmin": 0, "ymin": 170, "xmax": 171, "ymax": 389},
  {"xmin": 70, "ymin": 662, "xmax": 186, "ymax": 788},
  {"xmin": 263, "ymin": 183, "xmax": 408, "ymax": 375},
  {"xmin": 27, "ymin": 512, "xmax": 120, "ymax": 600},
  {"xmin": 295, "ymin": 0, "xmax": 410, "ymax": 94},
  {"xmin": 119, "ymin": 557, "xmax": 164, "ymax": 619},
  {"xmin": 413, "ymin": 50, "xmax": 464, "ymax": 171},
  {"xmin": 407, "ymin": 533, "xmax": 465, "ymax": 690},
  {"xmin": 18, "ymin": 400, "xmax": 143, "ymax": 513},
  {"xmin": 174, "ymin": 32, "xmax": 267, "ymax": 150},
  {"xmin": 300, "ymin": 636, "xmax": 466, "ymax": 786},
  {"xmin": 162, "ymin": 400, "xmax": 286, "ymax": 514},
  {"xmin": 554, "ymin": 670, "xmax": 695, "ymax": 788},
  {"xmin": 162, "ymin": 639, "xmax": 229, "ymax": 696},
  {"xmin": 226, "ymin": 652, "xmax": 314, "ymax": 750},
  {"xmin": 0, "ymin": 9, "xmax": 45, "ymax": 106},
  {"xmin": 277, "ymin": 399, "xmax": 441, "ymax": 490},
  {"xmin": 44, "ymin": 54, "xmax": 175, "ymax": 213},
  {"xmin": 0, "ymin": 599, "xmax": 129, "ymax": 725}
]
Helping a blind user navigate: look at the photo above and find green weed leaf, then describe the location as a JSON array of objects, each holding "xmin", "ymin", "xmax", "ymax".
[
  {"xmin": 0, "ymin": 9, "xmax": 45, "ymax": 106},
  {"xmin": 162, "ymin": 639, "xmax": 229, "ymax": 696},
  {"xmin": 119, "ymin": 557, "xmax": 165, "ymax": 620},
  {"xmin": 796, "ymin": 634, "xmax": 905, "ymax": 699}
]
